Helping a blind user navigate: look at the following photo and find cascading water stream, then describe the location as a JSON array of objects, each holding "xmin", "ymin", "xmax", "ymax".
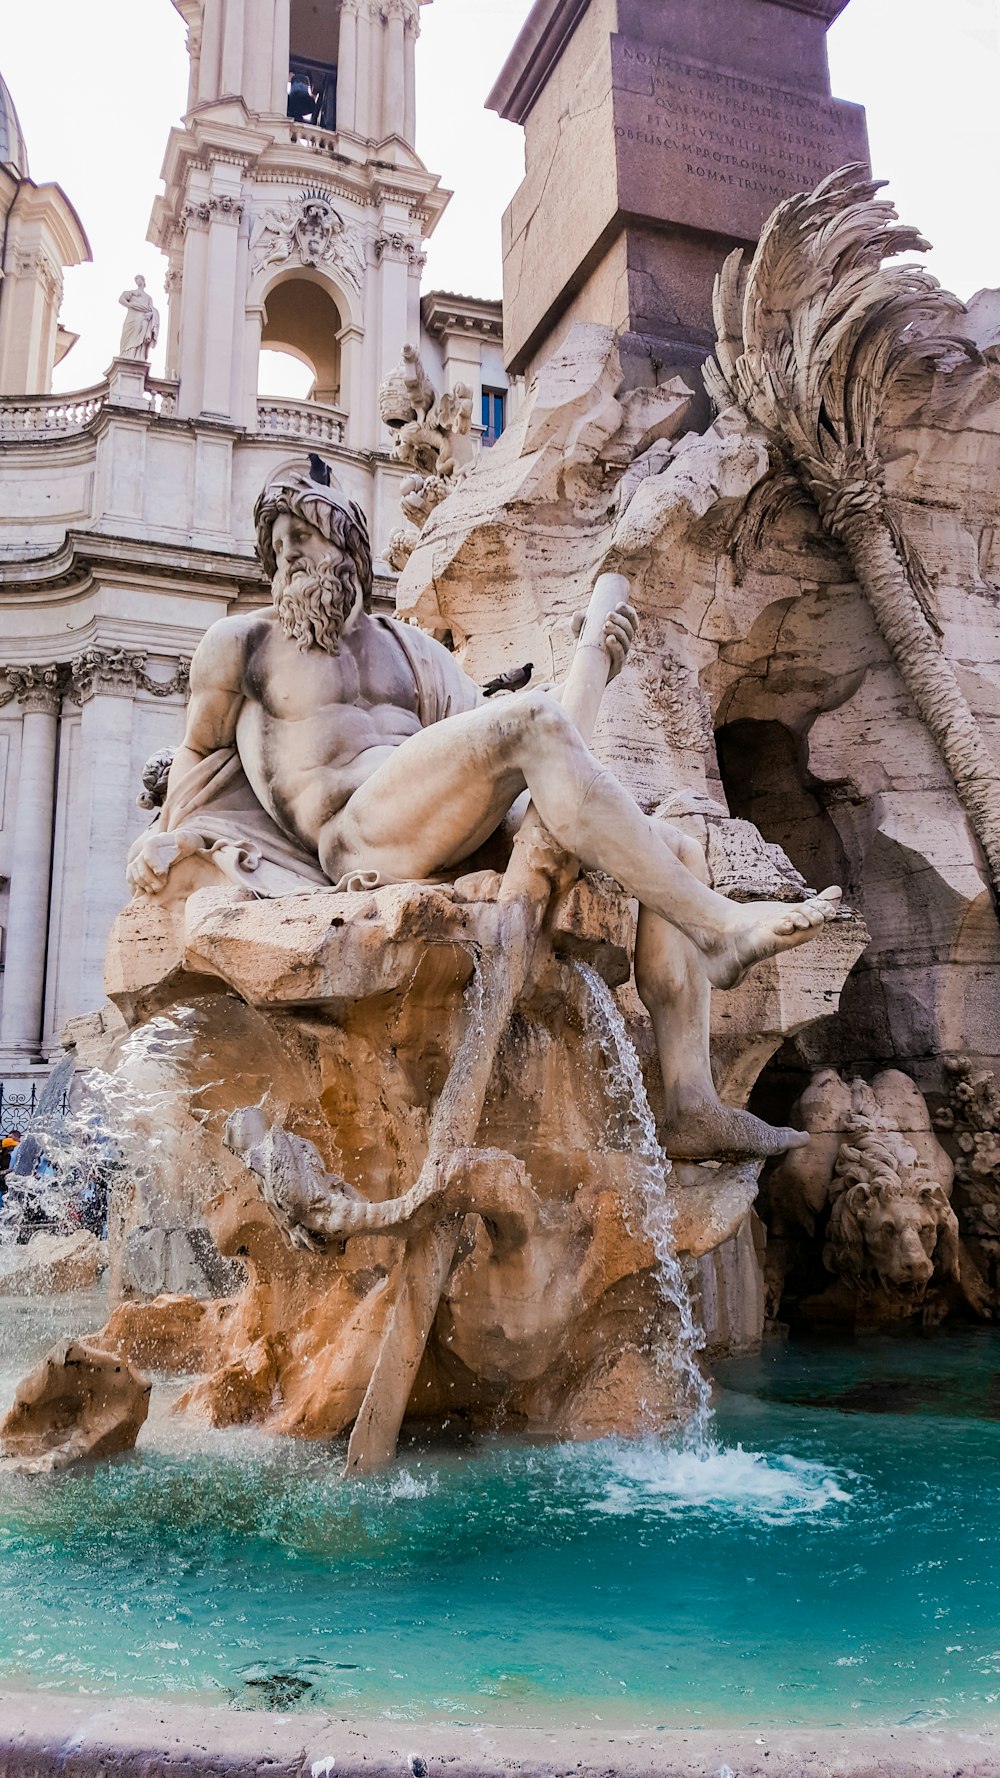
[{"xmin": 573, "ymin": 962, "xmax": 712, "ymax": 1446}]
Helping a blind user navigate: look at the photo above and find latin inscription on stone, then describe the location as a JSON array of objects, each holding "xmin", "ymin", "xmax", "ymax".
[{"xmin": 611, "ymin": 36, "xmax": 869, "ymax": 240}]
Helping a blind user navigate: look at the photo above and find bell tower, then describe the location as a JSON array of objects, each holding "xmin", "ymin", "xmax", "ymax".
[{"xmin": 151, "ymin": 0, "xmax": 447, "ymax": 441}]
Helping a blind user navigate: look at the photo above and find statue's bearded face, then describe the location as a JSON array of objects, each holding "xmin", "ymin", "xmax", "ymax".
[{"xmin": 270, "ymin": 512, "xmax": 362, "ymax": 654}]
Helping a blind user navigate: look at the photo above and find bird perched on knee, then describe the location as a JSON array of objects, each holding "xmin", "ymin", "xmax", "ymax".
[{"xmin": 482, "ymin": 662, "xmax": 533, "ymax": 698}]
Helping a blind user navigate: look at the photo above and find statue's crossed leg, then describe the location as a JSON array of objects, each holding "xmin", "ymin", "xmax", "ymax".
[{"xmin": 320, "ymin": 688, "xmax": 840, "ymax": 1160}]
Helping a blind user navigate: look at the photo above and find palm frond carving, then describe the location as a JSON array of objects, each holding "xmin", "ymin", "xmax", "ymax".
[{"xmin": 707, "ymin": 164, "xmax": 1000, "ymax": 901}]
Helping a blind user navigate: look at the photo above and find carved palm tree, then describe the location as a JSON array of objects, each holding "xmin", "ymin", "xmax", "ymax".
[{"xmin": 705, "ymin": 163, "xmax": 1000, "ymax": 900}]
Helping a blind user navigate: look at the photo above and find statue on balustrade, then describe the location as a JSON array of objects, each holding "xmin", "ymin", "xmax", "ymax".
[{"xmin": 117, "ymin": 275, "xmax": 159, "ymax": 362}]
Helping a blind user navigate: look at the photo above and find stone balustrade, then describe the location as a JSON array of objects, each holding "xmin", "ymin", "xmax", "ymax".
[
  {"xmin": 256, "ymin": 398, "xmax": 346, "ymax": 446},
  {"xmin": 0, "ymin": 385, "xmax": 107, "ymax": 439},
  {"xmin": 287, "ymin": 123, "xmax": 341, "ymax": 158},
  {"xmin": 147, "ymin": 378, "xmax": 179, "ymax": 418},
  {"xmin": 0, "ymin": 377, "xmax": 179, "ymax": 438}
]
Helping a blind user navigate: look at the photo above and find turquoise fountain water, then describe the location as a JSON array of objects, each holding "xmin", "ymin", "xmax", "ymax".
[
  {"xmin": 1, "ymin": 983, "xmax": 996, "ymax": 1732},
  {"xmin": 0, "ymin": 1290, "xmax": 998, "ymax": 1729}
]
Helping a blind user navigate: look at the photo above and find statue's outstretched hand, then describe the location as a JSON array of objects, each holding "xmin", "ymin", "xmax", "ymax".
[
  {"xmin": 572, "ymin": 600, "xmax": 638, "ymax": 682},
  {"xmin": 602, "ymin": 601, "xmax": 638, "ymax": 680},
  {"xmin": 126, "ymin": 828, "xmax": 204, "ymax": 896}
]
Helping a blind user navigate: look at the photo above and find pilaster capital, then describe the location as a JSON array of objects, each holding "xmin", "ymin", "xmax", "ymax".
[
  {"xmin": 70, "ymin": 648, "xmax": 146, "ymax": 703},
  {"xmin": 374, "ymin": 231, "xmax": 424, "ymax": 267},
  {"xmin": 69, "ymin": 650, "xmax": 192, "ymax": 703},
  {"xmin": 11, "ymin": 249, "xmax": 63, "ymax": 305},
  {"xmin": 3, "ymin": 664, "xmax": 65, "ymax": 715},
  {"xmin": 180, "ymin": 200, "xmax": 211, "ymax": 233},
  {"xmin": 208, "ymin": 194, "xmax": 245, "ymax": 225}
]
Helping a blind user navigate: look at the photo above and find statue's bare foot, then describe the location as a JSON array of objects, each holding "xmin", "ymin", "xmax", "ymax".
[
  {"xmin": 704, "ymin": 887, "xmax": 842, "ymax": 989},
  {"xmin": 661, "ymin": 1101, "xmax": 810, "ymax": 1163}
]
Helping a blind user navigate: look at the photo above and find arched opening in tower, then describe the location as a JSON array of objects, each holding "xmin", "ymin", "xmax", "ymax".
[{"xmin": 259, "ymin": 276, "xmax": 343, "ymax": 408}]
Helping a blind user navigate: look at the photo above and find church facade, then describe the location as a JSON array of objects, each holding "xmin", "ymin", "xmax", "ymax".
[{"xmin": 0, "ymin": 1, "xmax": 506, "ymax": 1096}]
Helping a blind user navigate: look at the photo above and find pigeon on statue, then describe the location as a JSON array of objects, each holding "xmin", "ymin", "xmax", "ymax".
[{"xmin": 482, "ymin": 662, "xmax": 533, "ymax": 698}]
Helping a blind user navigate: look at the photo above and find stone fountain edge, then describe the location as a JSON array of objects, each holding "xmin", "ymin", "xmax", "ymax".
[{"xmin": 0, "ymin": 1692, "xmax": 996, "ymax": 1778}]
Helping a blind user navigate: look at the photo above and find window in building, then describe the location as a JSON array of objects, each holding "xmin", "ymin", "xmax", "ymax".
[{"xmin": 481, "ymin": 387, "xmax": 506, "ymax": 445}]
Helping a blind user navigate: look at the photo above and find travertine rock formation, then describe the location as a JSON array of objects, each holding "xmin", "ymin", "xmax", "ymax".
[
  {"xmin": 934, "ymin": 1057, "xmax": 1000, "ymax": 1314},
  {"xmin": 396, "ymin": 214, "xmax": 1000, "ymax": 1098},
  {"xmin": 0, "ymin": 1340, "xmax": 150, "ymax": 1473},
  {"xmin": 0, "ymin": 1231, "xmax": 106, "ymax": 1296}
]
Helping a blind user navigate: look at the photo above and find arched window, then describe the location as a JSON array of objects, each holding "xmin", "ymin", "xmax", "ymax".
[{"xmin": 258, "ymin": 274, "xmax": 343, "ymax": 408}]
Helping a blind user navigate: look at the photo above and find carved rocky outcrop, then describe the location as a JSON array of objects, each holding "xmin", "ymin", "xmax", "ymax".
[
  {"xmin": 707, "ymin": 163, "xmax": 1000, "ymax": 905},
  {"xmin": 0, "ymin": 1341, "xmax": 150, "ymax": 1473},
  {"xmin": 934, "ymin": 1057, "xmax": 1000, "ymax": 1313},
  {"xmin": 0, "ymin": 1231, "xmax": 107, "ymax": 1296}
]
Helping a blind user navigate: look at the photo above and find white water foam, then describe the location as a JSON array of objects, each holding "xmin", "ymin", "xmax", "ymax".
[
  {"xmin": 585, "ymin": 1437, "xmax": 852, "ymax": 1524},
  {"xmin": 573, "ymin": 963, "xmax": 712, "ymax": 1441}
]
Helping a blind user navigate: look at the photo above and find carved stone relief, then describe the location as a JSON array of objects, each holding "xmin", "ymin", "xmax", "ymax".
[{"xmin": 249, "ymin": 194, "xmax": 365, "ymax": 290}]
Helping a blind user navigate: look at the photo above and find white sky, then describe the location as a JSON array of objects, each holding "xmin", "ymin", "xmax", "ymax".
[{"xmin": 2, "ymin": 0, "xmax": 998, "ymax": 392}]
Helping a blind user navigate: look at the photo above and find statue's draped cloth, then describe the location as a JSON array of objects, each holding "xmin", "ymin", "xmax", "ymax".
[{"xmin": 130, "ymin": 617, "xmax": 482, "ymax": 896}]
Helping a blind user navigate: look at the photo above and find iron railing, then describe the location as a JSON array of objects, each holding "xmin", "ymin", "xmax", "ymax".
[{"xmin": 0, "ymin": 1082, "xmax": 70, "ymax": 1135}]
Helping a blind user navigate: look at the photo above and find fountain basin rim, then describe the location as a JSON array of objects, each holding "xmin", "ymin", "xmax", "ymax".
[{"xmin": 0, "ymin": 1692, "xmax": 997, "ymax": 1778}]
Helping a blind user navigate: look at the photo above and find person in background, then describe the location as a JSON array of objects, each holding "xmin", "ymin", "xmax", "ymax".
[
  {"xmin": 287, "ymin": 68, "xmax": 317, "ymax": 123},
  {"xmin": 0, "ymin": 1131, "xmax": 21, "ymax": 1177}
]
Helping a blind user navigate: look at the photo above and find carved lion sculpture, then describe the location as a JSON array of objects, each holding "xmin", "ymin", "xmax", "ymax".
[
  {"xmin": 766, "ymin": 1069, "xmax": 961, "ymax": 1321},
  {"xmin": 823, "ymin": 1125, "xmax": 959, "ymax": 1299}
]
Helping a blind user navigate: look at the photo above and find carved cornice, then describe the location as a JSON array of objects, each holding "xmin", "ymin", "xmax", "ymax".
[
  {"xmin": 422, "ymin": 289, "xmax": 504, "ymax": 343},
  {"xmin": 3, "ymin": 664, "xmax": 66, "ymax": 715}
]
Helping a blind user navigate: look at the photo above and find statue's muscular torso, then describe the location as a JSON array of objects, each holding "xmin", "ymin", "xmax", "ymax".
[{"xmin": 182, "ymin": 606, "xmax": 430, "ymax": 854}]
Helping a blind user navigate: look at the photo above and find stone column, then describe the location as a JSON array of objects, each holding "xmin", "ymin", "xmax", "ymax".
[
  {"xmin": 177, "ymin": 200, "xmax": 210, "ymax": 419},
  {"xmin": 0, "ymin": 666, "xmax": 63, "ymax": 1062},
  {"xmin": 337, "ymin": 321, "xmax": 366, "ymax": 449},
  {"xmin": 270, "ymin": 0, "xmax": 291, "ymax": 112},
  {"xmin": 383, "ymin": 0, "xmax": 407, "ymax": 139},
  {"xmin": 336, "ymin": 0, "xmax": 359, "ymax": 133},
  {"xmin": 243, "ymin": 0, "xmax": 275, "ymax": 111},
  {"xmin": 198, "ymin": 0, "xmax": 225, "ymax": 101},
  {"xmin": 221, "ymin": 0, "xmax": 246, "ymax": 95},
  {"xmin": 403, "ymin": 7, "xmax": 418, "ymax": 146},
  {"xmin": 201, "ymin": 195, "xmax": 245, "ymax": 419},
  {"xmin": 365, "ymin": 2, "xmax": 385, "ymax": 142},
  {"xmin": 69, "ymin": 650, "xmax": 144, "ymax": 1022}
]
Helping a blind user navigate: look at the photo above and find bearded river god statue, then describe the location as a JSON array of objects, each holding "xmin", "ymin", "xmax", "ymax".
[{"xmin": 97, "ymin": 458, "xmax": 850, "ymax": 1473}]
